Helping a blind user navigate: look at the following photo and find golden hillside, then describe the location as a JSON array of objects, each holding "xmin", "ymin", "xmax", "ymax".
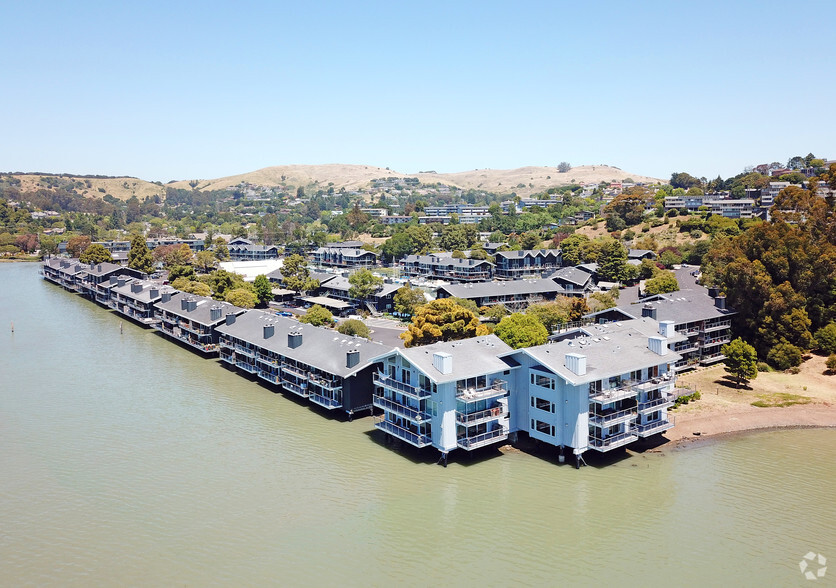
[
  {"xmin": 8, "ymin": 174, "xmax": 165, "ymax": 202},
  {"xmin": 169, "ymin": 163, "xmax": 661, "ymax": 197}
]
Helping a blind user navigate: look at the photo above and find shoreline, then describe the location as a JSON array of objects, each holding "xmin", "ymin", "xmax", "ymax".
[{"xmin": 661, "ymin": 403, "xmax": 836, "ymax": 449}]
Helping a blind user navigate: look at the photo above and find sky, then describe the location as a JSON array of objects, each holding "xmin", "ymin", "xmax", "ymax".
[{"xmin": 1, "ymin": 0, "xmax": 833, "ymax": 183}]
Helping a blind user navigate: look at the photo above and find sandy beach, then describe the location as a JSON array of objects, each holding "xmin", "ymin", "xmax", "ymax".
[{"xmin": 664, "ymin": 354, "xmax": 836, "ymax": 447}]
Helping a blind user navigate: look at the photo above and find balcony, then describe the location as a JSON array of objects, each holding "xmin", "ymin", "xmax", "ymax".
[
  {"xmin": 281, "ymin": 362, "xmax": 309, "ymax": 380},
  {"xmin": 308, "ymin": 374, "xmax": 342, "ymax": 391},
  {"xmin": 256, "ymin": 353, "xmax": 280, "ymax": 367},
  {"xmin": 457, "ymin": 427, "xmax": 509, "ymax": 451},
  {"xmin": 634, "ymin": 415, "xmax": 675, "ymax": 437},
  {"xmin": 700, "ymin": 353, "xmax": 726, "ymax": 365},
  {"xmin": 373, "ymin": 395, "xmax": 430, "ymax": 423},
  {"xmin": 457, "ymin": 380, "xmax": 508, "ymax": 402},
  {"xmin": 235, "ymin": 345, "xmax": 256, "ymax": 358},
  {"xmin": 637, "ymin": 394, "xmax": 673, "ymax": 412},
  {"xmin": 257, "ymin": 369, "xmax": 282, "ymax": 385},
  {"xmin": 588, "ymin": 431, "xmax": 638, "ymax": 452},
  {"xmin": 282, "ymin": 378, "xmax": 310, "ymax": 398},
  {"xmin": 703, "ymin": 321, "xmax": 731, "ymax": 333},
  {"xmin": 374, "ymin": 372, "xmax": 430, "ymax": 399},
  {"xmin": 589, "ymin": 383, "xmax": 638, "ymax": 404},
  {"xmin": 634, "ymin": 378, "xmax": 672, "ymax": 395},
  {"xmin": 455, "ymin": 405, "xmax": 508, "ymax": 426},
  {"xmin": 310, "ymin": 392, "xmax": 342, "ymax": 410},
  {"xmin": 374, "ymin": 419, "xmax": 432, "ymax": 448},
  {"xmin": 236, "ymin": 359, "xmax": 257, "ymax": 374},
  {"xmin": 589, "ymin": 408, "xmax": 637, "ymax": 427}
]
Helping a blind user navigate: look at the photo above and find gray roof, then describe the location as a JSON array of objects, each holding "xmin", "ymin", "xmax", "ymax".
[
  {"xmin": 506, "ymin": 320, "xmax": 682, "ymax": 386},
  {"xmin": 82, "ymin": 262, "xmax": 124, "ymax": 277},
  {"xmin": 403, "ymin": 254, "xmax": 494, "ymax": 268},
  {"xmin": 155, "ymin": 291, "xmax": 246, "ymax": 326},
  {"xmin": 546, "ymin": 266, "xmax": 593, "ymax": 287},
  {"xmin": 437, "ymin": 278, "xmax": 567, "ymax": 299},
  {"xmin": 215, "ymin": 310, "xmax": 394, "ymax": 378},
  {"xmin": 325, "ymin": 240, "xmax": 364, "ymax": 248},
  {"xmin": 314, "ymin": 247, "xmax": 377, "ymax": 258},
  {"xmin": 612, "ymin": 289, "xmax": 735, "ymax": 326},
  {"xmin": 112, "ymin": 280, "xmax": 177, "ymax": 303},
  {"xmin": 494, "ymin": 249, "xmax": 560, "ymax": 260},
  {"xmin": 372, "ymin": 335, "xmax": 514, "ymax": 384},
  {"xmin": 628, "ymin": 249, "xmax": 656, "ymax": 259}
]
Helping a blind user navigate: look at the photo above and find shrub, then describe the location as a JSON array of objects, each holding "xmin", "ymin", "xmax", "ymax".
[
  {"xmin": 690, "ymin": 230, "xmax": 702, "ymax": 239},
  {"xmin": 757, "ymin": 361, "xmax": 771, "ymax": 372},
  {"xmin": 813, "ymin": 323, "xmax": 836, "ymax": 354},
  {"xmin": 767, "ymin": 342, "xmax": 803, "ymax": 370},
  {"xmin": 827, "ymin": 354, "xmax": 836, "ymax": 373},
  {"xmin": 336, "ymin": 319, "xmax": 370, "ymax": 339}
]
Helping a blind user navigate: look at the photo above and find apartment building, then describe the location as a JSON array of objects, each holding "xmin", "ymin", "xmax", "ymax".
[
  {"xmin": 401, "ymin": 254, "xmax": 494, "ymax": 282},
  {"xmin": 494, "ymin": 249, "xmax": 562, "ymax": 280},
  {"xmin": 312, "ymin": 247, "xmax": 378, "ymax": 269},
  {"xmin": 155, "ymin": 292, "xmax": 247, "ymax": 355}
]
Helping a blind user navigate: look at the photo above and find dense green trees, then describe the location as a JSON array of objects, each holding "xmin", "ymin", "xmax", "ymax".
[
  {"xmin": 494, "ymin": 313, "xmax": 548, "ymax": 349},
  {"xmin": 225, "ymin": 288, "xmax": 256, "ymax": 309},
  {"xmin": 300, "ymin": 304, "xmax": 333, "ymax": 327},
  {"xmin": 79, "ymin": 243, "xmax": 112, "ymax": 264},
  {"xmin": 67, "ymin": 235, "xmax": 91, "ymax": 257},
  {"xmin": 721, "ymin": 338, "xmax": 758, "ymax": 388},
  {"xmin": 393, "ymin": 285, "xmax": 426, "ymax": 316},
  {"xmin": 252, "ymin": 274, "xmax": 273, "ymax": 307},
  {"xmin": 337, "ymin": 319, "xmax": 370, "ymax": 339},
  {"xmin": 281, "ymin": 254, "xmax": 319, "ymax": 293},
  {"xmin": 127, "ymin": 235, "xmax": 155, "ymax": 274},
  {"xmin": 348, "ymin": 268, "xmax": 383, "ymax": 300},
  {"xmin": 814, "ymin": 323, "xmax": 836, "ymax": 355},
  {"xmin": 644, "ymin": 270, "xmax": 679, "ymax": 295},
  {"xmin": 400, "ymin": 298, "xmax": 489, "ymax": 348}
]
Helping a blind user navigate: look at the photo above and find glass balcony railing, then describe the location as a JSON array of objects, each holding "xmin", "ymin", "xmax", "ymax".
[
  {"xmin": 374, "ymin": 372, "xmax": 430, "ymax": 399},
  {"xmin": 373, "ymin": 395, "xmax": 430, "ymax": 423},
  {"xmin": 310, "ymin": 393, "xmax": 342, "ymax": 410},
  {"xmin": 634, "ymin": 416, "xmax": 675, "ymax": 437},
  {"xmin": 589, "ymin": 408, "xmax": 637, "ymax": 427},
  {"xmin": 457, "ymin": 427, "xmax": 508, "ymax": 450},
  {"xmin": 456, "ymin": 380, "xmax": 508, "ymax": 402},
  {"xmin": 455, "ymin": 405, "xmax": 507, "ymax": 425},
  {"xmin": 374, "ymin": 419, "xmax": 432, "ymax": 448},
  {"xmin": 282, "ymin": 378, "xmax": 309, "ymax": 398},
  {"xmin": 588, "ymin": 431, "xmax": 638, "ymax": 452},
  {"xmin": 281, "ymin": 363, "xmax": 309, "ymax": 380},
  {"xmin": 637, "ymin": 395, "xmax": 673, "ymax": 412}
]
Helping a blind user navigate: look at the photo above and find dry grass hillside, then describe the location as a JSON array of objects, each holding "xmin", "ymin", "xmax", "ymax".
[
  {"xmin": 169, "ymin": 164, "xmax": 661, "ymax": 196},
  {"xmin": 9, "ymin": 174, "xmax": 165, "ymax": 202}
]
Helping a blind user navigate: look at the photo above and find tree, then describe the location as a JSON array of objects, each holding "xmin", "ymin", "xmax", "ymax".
[
  {"xmin": 766, "ymin": 342, "xmax": 802, "ymax": 370},
  {"xmin": 253, "ymin": 274, "xmax": 273, "ymax": 307},
  {"xmin": 527, "ymin": 299, "xmax": 572, "ymax": 332},
  {"xmin": 557, "ymin": 162, "xmax": 571, "ymax": 173},
  {"xmin": 128, "ymin": 235, "xmax": 155, "ymax": 274},
  {"xmin": 171, "ymin": 277, "xmax": 212, "ymax": 297},
  {"xmin": 300, "ymin": 304, "xmax": 333, "ymax": 327},
  {"xmin": 670, "ymin": 172, "xmax": 702, "ymax": 190},
  {"xmin": 348, "ymin": 269, "xmax": 383, "ymax": 300},
  {"xmin": 520, "ymin": 231, "xmax": 542, "ymax": 250},
  {"xmin": 644, "ymin": 271, "xmax": 679, "ymax": 295},
  {"xmin": 559, "ymin": 234, "xmax": 592, "ymax": 266},
  {"xmin": 494, "ymin": 313, "xmax": 549, "ymax": 349},
  {"xmin": 168, "ymin": 265, "xmax": 195, "ymax": 282},
  {"xmin": 480, "ymin": 303, "xmax": 508, "ymax": 323},
  {"xmin": 596, "ymin": 238, "xmax": 629, "ymax": 281},
  {"xmin": 568, "ymin": 297, "xmax": 590, "ymax": 321},
  {"xmin": 213, "ymin": 237, "xmax": 229, "ymax": 261},
  {"xmin": 605, "ymin": 191, "xmax": 647, "ymax": 227},
  {"xmin": 337, "ymin": 319, "xmax": 370, "ymax": 339},
  {"xmin": 282, "ymin": 254, "xmax": 319, "ymax": 293},
  {"xmin": 814, "ymin": 323, "xmax": 836, "ymax": 355},
  {"xmin": 721, "ymin": 338, "xmax": 758, "ymax": 388},
  {"xmin": 194, "ymin": 250, "xmax": 217, "ymax": 273},
  {"xmin": 400, "ymin": 298, "xmax": 489, "ymax": 348},
  {"xmin": 393, "ymin": 285, "xmax": 426, "ymax": 316},
  {"xmin": 67, "ymin": 235, "xmax": 91, "ymax": 258},
  {"xmin": 827, "ymin": 354, "xmax": 836, "ymax": 373},
  {"xmin": 79, "ymin": 243, "xmax": 112, "ymax": 264},
  {"xmin": 225, "ymin": 288, "xmax": 256, "ymax": 309}
]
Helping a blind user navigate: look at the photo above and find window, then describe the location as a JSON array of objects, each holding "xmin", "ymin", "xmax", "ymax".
[
  {"xmin": 533, "ymin": 374, "xmax": 554, "ymax": 389},
  {"xmin": 531, "ymin": 420, "xmax": 554, "ymax": 436},
  {"xmin": 631, "ymin": 369, "xmax": 642, "ymax": 381},
  {"xmin": 531, "ymin": 396, "xmax": 554, "ymax": 413}
]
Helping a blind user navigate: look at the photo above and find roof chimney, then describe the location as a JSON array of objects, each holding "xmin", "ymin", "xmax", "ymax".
[
  {"xmin": 210, "ymin": 306, "xmax": 222, "ymax": 321},
  {"xmin": 648, "ymin": 336, "xmax": 668, "ymax": 356},
  {"xmin": 288, "ymin": 331, "xmax": 303, "ymax": 349},
  {"xmin": 181, "ymin": 297, "xmax": 188, "ymax": 310},
  {"xmin": 641, "ymin": 303, "xmax": 657, "ymax": 320},
  {"xmin": 161, "ymin": 291, "xmax": 172, "ymax": 303},
  {"xmin": 118, "ymin": 277, "xmax": 126, "ymax": 287},
  {"xmin": 708, "ymin": 285, "xmax": 719, "ymax": 298},
  {"xmin": 187, "ymin": 299, "xmax": 197, "ymax": 312},
  {"xmin": 149, "ymin": 288, "xmax": 159, "ymax": 299},
  {"xmin": 346, "ymin": 349, "xmax": 360, "ymax": 369},
  {"xmin": 263, "ymin": 324, "xmax": 274, "ymax": 339},
  {"xmin": 659, "ymin": 320, "xmax": 675, "ymax": 338},
  {"xmin": 432, "ymin": 351, "xmax": 452, "ymax": 375},
  {"xmin": 110, "ymin": 275, "xmax": 118, "ymax": 285},
  {"xmin": 131, "ymin": 282, "xmax": 142, "ymax": 293},
  {"xmin": 565, "ymin": 353, "xmax": 587, "ymax": 376},
  {"xmin": 225, "ymin": 313, "xmax": 236, "ymax": 326},
  {"xmin": 715, "ymin": 295, "xmax": 726, "ymax": 310}
]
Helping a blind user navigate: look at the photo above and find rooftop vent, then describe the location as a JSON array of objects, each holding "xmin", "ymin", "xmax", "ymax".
[
  {"xmin": 210, "ymin": 306, "xmax": 222, "ymax": 321},
  {"xmin": 648, "ymin": 336, "xmax": 668, "ymax": 356},
  {"xmin": 161, "ymin": 291, "xmax": 172, "ymax": 304},
  {"xmin": 263, "ymin": 324, "xmax": 274, "ymax": 339},
  {"xmin": 225, "ymin": 313, "xmax": 237, "ymax": 326},
  {"xmin": 149, "ymin": 288, "xmax": 159, "ymax": 300},
  {"xmin": 433, "ymin": 351, "xmax": 452, "ymax": 375},
  {"xmin": 346, "ymin": 349, "xmax": 360, "ymax": 369},
  {"xmin": 715, "ymin": 295, "xmax": 726, "ymax": 310},
  {"xmin": 288, "ymin": 331, "xmax": 303, "ymax": 349},
  {"xmin": 659, "ymin": 320, "xmax": 675, "ymax": 338},
  {"xmin": 131, "ymin": 282, "xmax": 142, "ymax": 293},
  {"xmin": 641, "ymin": 303, "xmax": 657, "ymax": 320},
  {"xmin": 565, "ymin": 353, "xmax": 587, "ymax": 376}
]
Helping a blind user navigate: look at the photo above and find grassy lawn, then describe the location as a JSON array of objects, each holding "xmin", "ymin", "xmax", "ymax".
[{"xmin": 675, "ymin": 354, "xmax": 835, "ymax": 414}]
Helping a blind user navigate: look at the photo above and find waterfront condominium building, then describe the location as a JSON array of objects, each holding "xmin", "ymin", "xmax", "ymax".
[
  {"xmin": 435, "ymin": 278, "xmax": 569, "ymax": 311},
  {"xmin": 215, "ymin": 310, "xmax": 394, "ymax": 417},
  {"xmin": 371, "ymin": 318, "xmax": 681, "ymax": 465},
  {"xmin": 588, "ymin": 287, "xmax": 735, "ymax": 372},
  {"xmin": 370, "ymin": 335, "xmax": 516, "ymax": 457},
  {"xmin": 493, "ymin": 249, "xmax": 562, "ymax": 280},
  {"xmin": 154, "ymin": 291, "xmax": 247, "ymax": 355},
  {"xmin": 109, "ymin": 278, "xmax": 177, "ymax": 327},
  {"xmin": 312, "ymin": 247, "xmax": 378, "ymax": 269}
]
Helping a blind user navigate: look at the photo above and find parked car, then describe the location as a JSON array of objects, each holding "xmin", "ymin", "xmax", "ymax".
[{"xmin": 276, "ymin": 311, "xmax": 293, "ymax": 317}]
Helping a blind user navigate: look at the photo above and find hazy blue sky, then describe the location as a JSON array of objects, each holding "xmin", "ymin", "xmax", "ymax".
[{"xmin": 2, "ymin": 1, "xmax": 833, "ymax": 182}]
